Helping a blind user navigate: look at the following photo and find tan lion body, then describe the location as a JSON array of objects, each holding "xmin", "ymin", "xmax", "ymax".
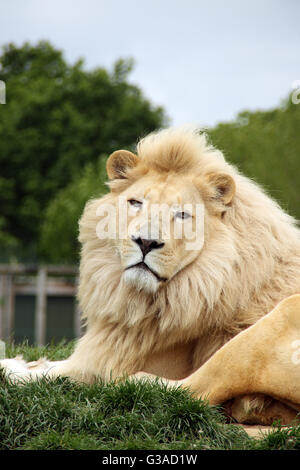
[{"xmin": 1, "ymin": 127, "xmax": 300, "ymax": 425}]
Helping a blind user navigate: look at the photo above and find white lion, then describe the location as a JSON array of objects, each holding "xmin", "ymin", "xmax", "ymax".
[{"xmin": 2, "ymin": 126, "xmax": 300, "ymax": 425}]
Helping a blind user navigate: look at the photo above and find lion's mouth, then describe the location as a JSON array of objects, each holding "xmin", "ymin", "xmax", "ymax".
[{"xmin": 125, "ymin": 262, "xmax": 168, "ymax": 283}]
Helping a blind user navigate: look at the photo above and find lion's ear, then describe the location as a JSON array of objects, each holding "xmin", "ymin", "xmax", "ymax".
[
  {"xmin": 205, "ymin": 172, "xmax": 236, "ymax": 206},
  {"xmin": 106, "ymin": 150, "xmax": 139, "ymax": 180}
]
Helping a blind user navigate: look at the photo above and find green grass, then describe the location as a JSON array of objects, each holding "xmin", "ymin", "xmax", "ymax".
[{"xmin": 1, "ymin": 342, "xmax": 300, "ymax": 450}]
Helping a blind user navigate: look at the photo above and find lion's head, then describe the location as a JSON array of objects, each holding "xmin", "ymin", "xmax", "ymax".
[
  {"xmin": 78, "ymin": 126, "xmax": 300, "ymax": 338},
  {"xmin": 103, "ymin": 127, "xmax": 235, "ymax": 293}
]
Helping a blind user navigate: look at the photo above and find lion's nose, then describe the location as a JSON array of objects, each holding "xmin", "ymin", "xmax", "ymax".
[{"xmin": 131, "ymin": 236, "xmax": 165, "ymax": 257}]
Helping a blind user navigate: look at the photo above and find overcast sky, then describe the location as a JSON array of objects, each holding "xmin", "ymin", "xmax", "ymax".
[{"xmin": 0, "ymin": 0, "xmax": 299, "ymax": 127}]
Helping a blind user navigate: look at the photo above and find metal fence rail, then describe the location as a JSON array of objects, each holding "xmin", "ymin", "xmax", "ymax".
[{"xmin": 0, "ymin": 264, "xmax": 81, "ymax": 345}]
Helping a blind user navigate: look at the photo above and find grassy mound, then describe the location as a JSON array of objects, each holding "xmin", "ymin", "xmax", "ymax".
[{"xmin": 1, "ymin": 342, "xmax": 299, "ymax": 450}]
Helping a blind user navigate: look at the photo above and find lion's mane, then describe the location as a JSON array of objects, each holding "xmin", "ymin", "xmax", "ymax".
[{"xmin": 73, "ymin": 127, "xmax": 300, "ymax": 380}]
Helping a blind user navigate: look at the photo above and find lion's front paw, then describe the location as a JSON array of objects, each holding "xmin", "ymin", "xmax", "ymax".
[
  {"xmin": 0, "ymin": 356, "xmax": 56, "ymax": 383},
  {"xmin": 0, "ymin": 356, "xmax": 29, "ymax": 382}
]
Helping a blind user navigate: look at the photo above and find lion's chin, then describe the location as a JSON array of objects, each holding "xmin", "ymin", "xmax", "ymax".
[{"xmin": 123, "ymin": 266, "xmax": 160, "ymax": 293}]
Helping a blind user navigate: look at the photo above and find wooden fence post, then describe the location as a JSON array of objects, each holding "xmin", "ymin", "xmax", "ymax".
[
  {"xmin": 0, "ymin": 274, "xmax": 15, "ymax": 342},
  {"xmin": 35, "ymin": 267, "xmax": 47, "ymax": 346},
  {"xmin": 0, "ymin": 264, "xmax": 79, "ymax": 344},
  {"xmin": 4, "ymin": 274, "xmax": 15, "ymax": 341}
]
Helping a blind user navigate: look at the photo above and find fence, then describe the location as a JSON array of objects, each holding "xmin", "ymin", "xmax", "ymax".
[{"xmin": 0, "ymin": 264, "xmax": 82, "ymax": 345}]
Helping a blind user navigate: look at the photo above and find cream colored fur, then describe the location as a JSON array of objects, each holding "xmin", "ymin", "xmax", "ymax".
[{"xmin": 1, "ymin": 126, "xmax": 300, "ymax": 424}]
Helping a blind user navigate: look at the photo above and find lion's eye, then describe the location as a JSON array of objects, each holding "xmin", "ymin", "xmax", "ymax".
[
  {"xmin": 128, "ymin": 199, "xmax": 142, "ymax": 208},
  {"xmin": 175, "ymin": 211, "xmax": 191, "ymax": 220}
]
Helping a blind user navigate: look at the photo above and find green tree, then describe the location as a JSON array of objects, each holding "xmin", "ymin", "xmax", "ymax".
[
  {"xmin": 0, "ymin": 41, "xmax": 167, "ymax": 261},
  {"xmin": 40, "ymin": 157, "xmax": 107, "ymax": 262},
  {"xmin": 207, "ymin": 96, "xmax": 300, "ymax": 222}
]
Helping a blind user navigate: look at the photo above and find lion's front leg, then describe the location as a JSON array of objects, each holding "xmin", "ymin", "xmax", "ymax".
[
  {"xmin": 172, "ymin": 295, "xmax": 300, "ymax": 424},
  {"xmin": 130, "ymin": 296, "xmax": 300, "ymax": 426}
]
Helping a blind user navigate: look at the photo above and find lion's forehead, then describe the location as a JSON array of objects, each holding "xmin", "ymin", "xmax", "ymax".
[{"xmin": 125, "ymin": 176, "xmax": 201, "ymax": 206}]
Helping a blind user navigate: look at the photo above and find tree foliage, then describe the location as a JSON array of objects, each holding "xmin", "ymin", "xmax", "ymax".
[
  {"xmin": 0, "ymin": 41, "xmax": 299, "ymax": 263},
  {"xmin": 40, "ymin": 157, "xmax": 107, "ymax": 262},
  {"xmin": 207, "ymin": 97, "xmax": 300, "ymax": 222},
  {"xmin": 0, "ymin": 41, "xmax": 167, "ymax": 261}
]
